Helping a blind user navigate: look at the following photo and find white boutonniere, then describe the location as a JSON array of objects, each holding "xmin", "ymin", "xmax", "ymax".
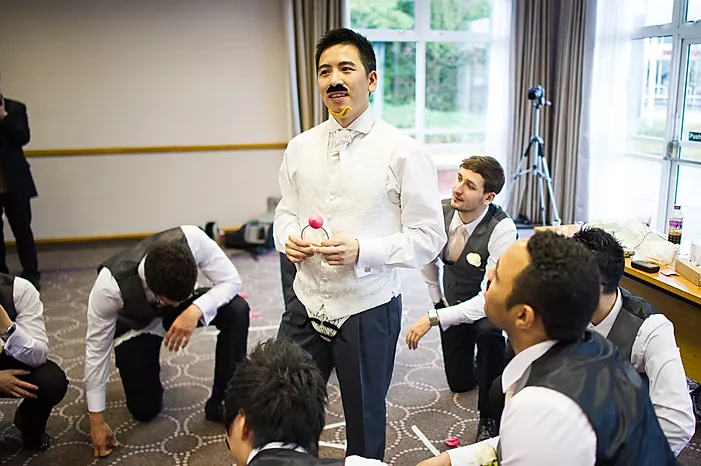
[
  {"xmin": 473, "ymin": 442, "xmax": 498, "ymax": 465},
  {"xmin": 466, "ymin": 253, "xmax": 482, "ymax": 268}
]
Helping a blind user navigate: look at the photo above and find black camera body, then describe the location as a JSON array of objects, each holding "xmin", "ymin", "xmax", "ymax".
[{"xmin": 527, "ymin": 85, "xmax": 546, "ymax": 107}]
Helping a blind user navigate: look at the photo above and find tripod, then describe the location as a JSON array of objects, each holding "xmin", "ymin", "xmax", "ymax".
[{"xmin": 506, "ymin": 93, "xmax": 561, "ymax": 226}]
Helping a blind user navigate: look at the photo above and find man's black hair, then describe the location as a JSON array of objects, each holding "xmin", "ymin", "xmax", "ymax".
[
  {"xmin": 315, "ymin": 27, "xmax": 376, "ymax": 75},
  {"xmin": 572, "ymin": 227, "xmax": 625, "ymax": 295},
  {"xmin": 224, "ymin": 338, "xmax": 327, "ymax": 455},
  {"xmin": 144, "ymin": 240, "xmax": 197, "ymax": 302},
  {"xmin": 506, "ymin": 231, "xmax": 601, "ymax": 341}
]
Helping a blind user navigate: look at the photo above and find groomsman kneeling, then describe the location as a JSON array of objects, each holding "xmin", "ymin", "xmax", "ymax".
[
  {"xmin": 84, "ymin": 225, "xmax": 250, "ymax": 458},
  {"xmin": 0, "ymin": 273, "xmax": 68, "ymax": 451}
]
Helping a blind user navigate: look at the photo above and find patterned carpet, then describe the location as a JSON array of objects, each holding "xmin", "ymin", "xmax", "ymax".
[{"xmin": 0, "ymin": 243, "xmax": 700, "ymax": 465}]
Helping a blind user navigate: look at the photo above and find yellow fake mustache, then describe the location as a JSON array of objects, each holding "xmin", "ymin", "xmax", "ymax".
[{"xmin": 328, "ymin": 106, "xmax": 351, "ymax": 117}]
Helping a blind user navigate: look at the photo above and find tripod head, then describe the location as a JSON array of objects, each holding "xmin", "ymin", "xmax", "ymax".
[{"xmin": 527, "ymin": 85, "xmax": 551, "ymax": 109}]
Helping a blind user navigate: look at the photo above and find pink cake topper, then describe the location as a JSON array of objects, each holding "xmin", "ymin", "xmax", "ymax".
[{"xmin": 301, "ymin": 214, "xmax": 330, "ymax": 240}]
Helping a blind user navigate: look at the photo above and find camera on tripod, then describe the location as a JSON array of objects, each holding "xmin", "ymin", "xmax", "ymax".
[{"xmin": 527, "ymin": 85, "xmax": 546, "ymax": 108}]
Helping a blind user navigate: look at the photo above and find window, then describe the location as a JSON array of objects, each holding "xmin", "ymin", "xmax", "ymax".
[
  {"xmin": 588, "ymin": 0, "xmax": 701, "ymax": 242},
  {"xmin": 348, "ymin": 0, "xmax": 512, "ymax": 196}
]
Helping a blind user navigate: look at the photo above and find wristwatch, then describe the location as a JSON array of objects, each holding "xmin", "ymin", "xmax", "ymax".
[
  {"xmin": 427, "ymin": 308, "xmax": 440, "ymax": 327},
  {"xmin": 0, "ymin": 322, "xmax": 16, "ymax": 340}
]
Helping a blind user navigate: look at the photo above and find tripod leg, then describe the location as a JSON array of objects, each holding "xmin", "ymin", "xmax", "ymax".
[
  {"xmin": 535, "ymin": 146, "xmax": 547, "ymax": 226},
  {"xmin": 505, "ymin": 138, "xmax": 536, "ymax": 215},
  {"xmin": 539, "ymin": 146, "xmax": 561, "ymax": 224}
]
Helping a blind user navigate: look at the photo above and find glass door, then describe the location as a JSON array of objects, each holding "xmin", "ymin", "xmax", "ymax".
[{"xmin": 667, "ymin": 38, "xmax": 701, "ymax": 246}]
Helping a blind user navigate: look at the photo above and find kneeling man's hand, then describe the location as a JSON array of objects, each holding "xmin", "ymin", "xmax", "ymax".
[{"xmin": 165, "ymin": 304, "xmax": 202, "ymax": 351}]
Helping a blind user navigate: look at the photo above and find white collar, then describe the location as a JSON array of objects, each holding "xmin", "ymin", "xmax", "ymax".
[
  {"xmin": 449, "ymin": 205, "xmax": 490, "ymax": 237},
  {"xmin": 501, "ymin": 339, "xmax": 558, "ymax": 393},
  {"xmin": 588, "ymin": 288, "xmax": 622, "ymax": 338},
  {"xmin": 247, "ymin": 442, "xmax": 307, "ymax": 464},
  {"xmin": 327, "ymin": 105, "xmax": 376, "ymax": 135}
]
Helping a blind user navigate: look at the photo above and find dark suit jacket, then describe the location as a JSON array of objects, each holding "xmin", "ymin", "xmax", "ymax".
[{"xmin": 0, "ymin": 98, "xmax": 37, "ymax": 199}]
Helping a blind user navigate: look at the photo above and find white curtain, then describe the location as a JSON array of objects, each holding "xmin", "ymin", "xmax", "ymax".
[
  {"xmin": 586, "ymin": 0, "xmax": 661, "ymax": 225},
  {"xmin": 486, "ymin": 0, "xmax": 513, "ymax": 207}
]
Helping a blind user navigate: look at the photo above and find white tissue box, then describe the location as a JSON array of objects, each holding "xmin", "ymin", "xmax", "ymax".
[{"xmin": 675, "ymin": 258, "xmax": 701, "ymax": 286}]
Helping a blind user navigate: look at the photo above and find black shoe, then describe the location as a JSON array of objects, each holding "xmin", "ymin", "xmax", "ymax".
[
  {"xmin": 475, "ymin": 417, "xmax": 497, "ymax": 443},
  {"xmin": 14, "ymin": 411, "xmax": 51, "ymax": 451},
  {"xmin": 21, "ymin": 433, "xmax": 51, "ymax": 451},
  {"xmin": 205, "ymin": 397, "xmax": 225, "ymax": 424}
]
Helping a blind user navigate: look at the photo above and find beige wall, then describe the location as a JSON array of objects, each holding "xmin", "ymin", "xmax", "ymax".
[{"xmin": 0, "ymin": 0, "xmax": 290, "ymax": 240}]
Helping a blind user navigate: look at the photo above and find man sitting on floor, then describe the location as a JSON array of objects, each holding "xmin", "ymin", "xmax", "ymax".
[
  {"xmin": 224, "ymin": 337, "xmax": 385, "ymax": 465},
  {"xmin": 418, "ymin": 231, "xmax": 676, "ymax": 465},
  {"xmin": 85, "ymin": 225, "xmax": 250, "ymax": 458},
  {"xmin": 0, "ymin": 273, "xmax": 68, "ymax": 451}
]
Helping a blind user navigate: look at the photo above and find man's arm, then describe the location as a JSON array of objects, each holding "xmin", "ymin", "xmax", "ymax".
[
  {"xmin": 356, "ymin": 146, "xmax": 446, "ymax": 274},
  {"xmin": 635, "ymin": 315, "xmax": 696, "ymax": 455},
  {"xmin": 84, "ymin": 268, "xmax": 123, "ymax": 414},
  {"xmin": 2, "ymin": 277, "xmax": 49, "ymax": 367},
  {"xmin": 438, "ymin": 219, "xmax": 517, "ymax": 328},
  {"xmin": 181, "ymin": 225, "xmax": 243, "ymax": 325},
  {"xmin": 273, "ymin": 148, "xmax": 302, "ymax": 253},
  {"xmin": 0, "ymin": 99, "xmax": 31, "ymax": 146},
  {"xmin": 420, "ymin": 257, "xmax": 444, "ymax": 305}
]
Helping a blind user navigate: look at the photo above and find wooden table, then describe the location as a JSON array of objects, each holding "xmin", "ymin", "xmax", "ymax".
[
  {"xmin": 621, "ymin": 259, "xmax": 701, "ymax": 380},
  {"xmin": 533, "ymin": 224, "xmax": 701, "ymax": 379}
]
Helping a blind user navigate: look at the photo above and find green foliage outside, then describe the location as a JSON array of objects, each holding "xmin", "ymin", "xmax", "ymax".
[{"xmin": 350, "ymin": 0, "xmax": 490, "ymax": 136}]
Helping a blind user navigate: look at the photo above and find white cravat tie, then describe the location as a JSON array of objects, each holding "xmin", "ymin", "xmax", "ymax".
[
  {"xmin": 328, "ymin": 129, "xmax": 354, "ymax": 180},
  {"xmin": 445, "ymin": 224, "xmax": 468, "ymax": 263}
]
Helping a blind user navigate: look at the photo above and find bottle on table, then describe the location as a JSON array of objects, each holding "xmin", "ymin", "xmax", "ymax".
[{"xmin": 668, "ymin": 205, "xmax": 683, "ymax": 245}]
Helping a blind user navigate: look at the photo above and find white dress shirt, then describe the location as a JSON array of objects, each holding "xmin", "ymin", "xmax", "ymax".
[
  {"xmin": 246, "ymin": 443, "xmax": 386, "ymax": 465},
  {"xmin": 420, "ymin": 207, "xmax": 517, "ymax": 329},
  {"xmin": 588, "ymin": 288, "xmax": 695, "ymax": 455},
  {"xmin": 447, "ymin": 340, "xmax": 596, "ymax": 466},
  {"xmin": 84, "ymin": 225, "xmax": 243, "ymax": 413},
  {"xmin": 0, "ymin": 276, "xmax": 48, "ymax": 367},
  {"xmin": 274, "ymin": 107, "xmax": 446, "ymax": 319}
]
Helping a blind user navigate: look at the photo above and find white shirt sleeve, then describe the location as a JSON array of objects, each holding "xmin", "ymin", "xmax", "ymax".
[
  {"xmin": 84, "ymin": 267, "xmax": 123, "ymax": 413},
  {"xmin": 438, "ymin": 218, "xmax": 517, "ymax": 328},
  {"xmin": 632, "ymin": 314, "xmax": 696, "ymax": 455},
  {"xmin": 355, "ymin": 146, "xmax": 446, "ymax": 274},
  {"xmin": 3, "ymin": 277, "xmax": 48, "ymax": 367},
  {"xmin": 344, "ymin": 456, "xmax": 388, "ymax": 465},
  {"xmin": 182, "ymin": 225, "xmax": 243, "ymax": 326},
  {"xmin": 420, "ymin": 257, "xmax": 444, "ymax": 304},
  {"xmin": 273, "ymin": 146, "xmax": 303, "ymax": 253},
  {"xmin": 497, "ymin": 386, "xmax": 596, "ymax": 465}
]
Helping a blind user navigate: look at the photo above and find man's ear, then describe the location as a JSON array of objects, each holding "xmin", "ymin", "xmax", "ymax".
[
  {"xmin": 483, "ymin": 192, "xmax": 496, "ymax": 204},
  {"xmin": 513, "ymin": 304, "xmax": 537, "ymax": 330}
]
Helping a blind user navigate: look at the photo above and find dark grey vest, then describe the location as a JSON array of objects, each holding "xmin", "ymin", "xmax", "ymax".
[
  {"xmin": 606, "ymin": 288, "xmax": 656, "ymax": 365},
  {"xmin": 512, "ymin": 331, "xmax": 675, "ymax": 465},
  {"xmin": 98, "ymin": 227, "xmax": 189, "ymax": 338},
  {"xmin": 441, "ymin": 201, "xmax": 509, "ymax": 306},
  {"xmin": 0, "ymin": 273, "xmax": 17, "ymax": 321}
]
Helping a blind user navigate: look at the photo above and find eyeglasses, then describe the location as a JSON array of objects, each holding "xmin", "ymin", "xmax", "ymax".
[{"xmin": 225, "ymin": 436, "xmax": 231, "ymax": 451}]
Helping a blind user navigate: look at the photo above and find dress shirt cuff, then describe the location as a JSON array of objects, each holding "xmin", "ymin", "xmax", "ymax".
[
  {"xmin": 428, "ymin": 284, "xmax": 444, "ymax": 305},
  {"xmin": 87, "ymin": 389, "xmax": 107, "ymax": 413},
  {"xmin": 3, "ymin": 325, "xmax": 31, "ymax": 354},
  {"xmin": 192, "ymin": 295, "xmax": 217, "ymax": 326},
  {"xmin": 355, "ymin": 237, "xmax": 386, "ymax": 276},
  {"xmin": 275, "ymin": 224, "xmax": 302, "ymax": 253},
  {"xmin": 446, "ymin": 437, "xmax": 499, "ymax": 465}
]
